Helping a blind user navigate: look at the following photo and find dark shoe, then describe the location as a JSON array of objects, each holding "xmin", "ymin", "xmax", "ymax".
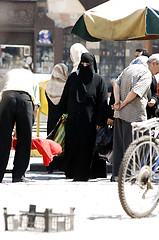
[
  {"xmin": 65, "ymin": 172, "xmax": 73, "ymax": 179},
  {"xmin": 46, "ymin": 169, "xmax": 53, "ymax": 174},
  {"xmin": 73, "ymin": 177, "xmax": 89, "ymax": 182},
  {"xmin": 12, "ymin": 176, "xmax": 30, "ymax": 183},
  {"xmin": 110, "ymin": 176, "xmax": 118, "ymax": 182}
]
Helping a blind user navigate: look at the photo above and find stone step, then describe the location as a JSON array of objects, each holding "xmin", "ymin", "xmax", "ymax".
[
  {"xmin": 30, "ymin": 163, "xmax": 46, "ymax": 172},
  {"xmin": 32, "ymin": 122, "xmax": 47, "ymax": 132}
]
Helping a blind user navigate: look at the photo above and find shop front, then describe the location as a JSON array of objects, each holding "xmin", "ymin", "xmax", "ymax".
[
  {"xmin": 0, "ymin": 0, "xmax": 56, "ymax": 76},
  {"xmin": 0, "ymin": 0, "xmax": 36, "ymax": 74},
  {"xmin": 0, "ymin": 45, "xmax": 31, "ymax": 69}
]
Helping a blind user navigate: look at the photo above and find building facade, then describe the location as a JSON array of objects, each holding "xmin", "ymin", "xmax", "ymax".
[{"xmin": 0, "ymin": 0, "xmax": 158, "ymax": 87}]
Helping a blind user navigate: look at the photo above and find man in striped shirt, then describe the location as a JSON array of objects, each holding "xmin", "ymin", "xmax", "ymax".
[{"xmin": 111, "ymin": 54, "xmax": 159, "ymax": 182}]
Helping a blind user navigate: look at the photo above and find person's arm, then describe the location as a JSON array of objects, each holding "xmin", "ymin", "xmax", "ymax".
[
  {"xmin": 112, "ymin": 82, "xmax": 120, "ymax": 110},
  {"xmin": 113, "ymin": 82, "xmax": 120, "ymax": 104},
  {"xmin": 96, "ymin": 76, "xmax": 108, "ymax": 129},
  {"xmin": 34, "ymin": 105, "xmax": 39, "ymax": 120},
  {"xmin": 119, "ymin": 91, "xmax": 137, "ymax": 110}
]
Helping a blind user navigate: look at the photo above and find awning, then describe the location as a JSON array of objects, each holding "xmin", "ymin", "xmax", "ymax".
[{"xmin": 71, "ymin": 0, "xmax": 159, "ymax": 41}]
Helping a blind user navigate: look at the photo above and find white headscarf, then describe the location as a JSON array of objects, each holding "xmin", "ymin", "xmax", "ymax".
[
  {"xmin": 45, "ymin": 63, "xmax": 68, "ymax": 105},
  {"xmin": 70, "ymin": 43, "xmax": 89, "ymax": 72}
]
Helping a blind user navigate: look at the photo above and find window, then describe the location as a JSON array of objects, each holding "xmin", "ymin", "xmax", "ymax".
[
  {"xmin": 36, "ymin": 30, "xmax": 54, "ymax": 74},
  {"xmin": 99, "ymin": 40, "xmax": 125, "ymax": 85},
  {"xmin": 0, "ymin": 44, "xmax": 31, "ymax": 70},
  {"xmin": 152, "ymin": 39, "xmax": 159, "ymax": 54}
]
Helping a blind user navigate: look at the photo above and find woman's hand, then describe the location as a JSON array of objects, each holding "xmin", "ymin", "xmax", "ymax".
[
  {"xmin": 96, "ymin": 125, "xmax": 102, "ymax": 130},
  {"xmin": 107, "ymin": 118, "xmax": 114, "ymax": 127},
  {"xmin": 148, "ymin": 98, "xmax": 156, "ymax": 107}
]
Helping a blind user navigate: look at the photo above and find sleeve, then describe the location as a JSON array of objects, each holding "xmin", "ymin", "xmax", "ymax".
[
  {"xmin": 131, "ymin": 71, "xmax": 152, "ymax": 98},
  {"xmin": 107, "ymin": 89, "xmax": 115, "ymax": 119},
  {"xmin": 150, "ymin": 76, "xmax": 157, "ymax": 102},
  {"xmin": 96, "ymin": 76, "xmax": 108, "ymax": 126},
  {"xmin": 33, "ymin": 81, "xmax": 41, "ymax": 107},
  {"xmin": 115, "ymin": 71, "xmax": 123, "ymax": 86},
  {"xmin": 157, "ymin": 81, "xmax": 159, "ymax": 97}
]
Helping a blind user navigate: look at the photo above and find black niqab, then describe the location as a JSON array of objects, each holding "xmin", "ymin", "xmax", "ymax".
[{"xmin": 77, "ymin": 53, "xmax": 97, "ymax": 103}]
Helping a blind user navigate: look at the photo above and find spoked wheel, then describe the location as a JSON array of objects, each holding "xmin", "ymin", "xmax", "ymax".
[{"xmin": 118, "ymin": 136, "xmax": 159, "ymax": 218}]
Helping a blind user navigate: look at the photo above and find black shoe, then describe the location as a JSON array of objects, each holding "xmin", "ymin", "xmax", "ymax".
[
  {"xmin": 110, "ymin": 176, "xmax": 118, "ymax": 182},
  {"xmin": 46, "ymin": 169, "xmax": 53, "ymax": 174},
  {"xmin": 46, "ymin": 166, "xmax": 53, "ymax": 174},
  {"xmin": 12, "ymin": 176, "xmax": 30, "ymax": 183},
  {"xmin": 73, "ymin": 177, "xmax": 89, "ymax": 182}
]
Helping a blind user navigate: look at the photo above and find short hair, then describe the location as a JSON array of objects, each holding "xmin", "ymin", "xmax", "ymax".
[
  {"xmin": 135, "ymin": 48, "xmax": 150, "ymax": 57},
  {"xmin": 147, "ymin": 54, "xmax": 159, "ymax": 64}
]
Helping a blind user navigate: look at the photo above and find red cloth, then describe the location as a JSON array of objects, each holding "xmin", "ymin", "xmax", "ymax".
[{"xmin": 12, "ymin": 138, "xmax": 62, "ymax": 166}]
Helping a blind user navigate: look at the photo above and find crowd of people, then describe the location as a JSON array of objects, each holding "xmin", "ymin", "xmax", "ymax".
[{"xmin": 1, "ymin": 43, "xmax": 159, "ymax": 183}]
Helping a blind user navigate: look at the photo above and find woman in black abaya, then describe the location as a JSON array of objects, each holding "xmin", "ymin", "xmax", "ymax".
[{"xmin": 58, "ymin": 53, "xmax": 108, "ymax": 181}]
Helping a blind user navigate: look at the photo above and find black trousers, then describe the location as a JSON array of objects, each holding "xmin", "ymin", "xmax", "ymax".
[{"xmin": 0, "ymin": 91, "xmax": 34, "ymax": 182}]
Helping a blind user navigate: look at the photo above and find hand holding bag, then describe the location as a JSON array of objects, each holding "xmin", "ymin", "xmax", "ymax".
[{"xmin": 47, "ymin": 114, "xmax": 68, "ymax": 155}]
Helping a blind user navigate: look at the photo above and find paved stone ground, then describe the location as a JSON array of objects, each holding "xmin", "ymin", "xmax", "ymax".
[
  {"xmin": 1, "ymin": 121, "xmax": 159, "ymax": 239},
  {"xmin": 0, "ymin": 168, "xmax": 159, "ymax": 240}
]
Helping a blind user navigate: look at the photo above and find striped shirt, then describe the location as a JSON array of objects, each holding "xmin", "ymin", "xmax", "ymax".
[{"xmin": 114, "ymin": 64, "xmax": 152, "ymax": 122}]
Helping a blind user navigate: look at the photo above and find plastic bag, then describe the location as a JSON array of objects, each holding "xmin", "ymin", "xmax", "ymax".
[{"xmin": 96, "ymin": 125, "xmax": 113, "ymax": 156}]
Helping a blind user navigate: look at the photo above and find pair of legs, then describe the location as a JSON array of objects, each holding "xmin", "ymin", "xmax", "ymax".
[
  {"xmin": 112, "ymin": 118, "xmax": 132, "ymax": 179},
  {"xmin": 0, "ymin": 91, "xmax": 34, "ymax": 182}
]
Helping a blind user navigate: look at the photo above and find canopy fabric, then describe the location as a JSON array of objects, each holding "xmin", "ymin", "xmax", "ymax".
[
  {"xmin": 71, "ymin": 0, "xmax": 159, "ymax": 41},
  {"xmin": 47, "ymin": 0, "xmax": 85, "ymax": 28}
]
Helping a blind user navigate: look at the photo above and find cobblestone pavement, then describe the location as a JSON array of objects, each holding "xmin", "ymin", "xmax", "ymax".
[{"xmin": 0, "ymin": 168, "xmax": 159, "ymax": 240}]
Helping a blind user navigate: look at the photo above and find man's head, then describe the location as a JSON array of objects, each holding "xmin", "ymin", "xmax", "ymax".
[
  {"xmin": 135, "ymin": 48, "xmax": 150, "ymax": 58},
  {"xmin": 147, "ymin": 54, "xmax": 159, "ymax": 76}
]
